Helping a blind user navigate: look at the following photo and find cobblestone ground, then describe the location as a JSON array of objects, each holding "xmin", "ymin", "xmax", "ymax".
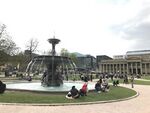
[{"xmin": 0, "ymin": 84, "xmax": 150, "ymax": 113}]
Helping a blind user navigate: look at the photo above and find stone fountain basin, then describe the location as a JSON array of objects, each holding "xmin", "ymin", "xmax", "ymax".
[{"xmin": 6, "ymin": 82, "xmax": 95, "ymax": 93}]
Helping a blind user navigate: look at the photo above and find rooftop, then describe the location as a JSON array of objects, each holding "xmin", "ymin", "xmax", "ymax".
[{"xmin": 126, "ymin": 50, "xmax": 150, "ymax": 56}]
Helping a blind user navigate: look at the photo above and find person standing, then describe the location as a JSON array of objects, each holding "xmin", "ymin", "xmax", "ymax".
[
  {"xmin": 90, "ymin": 73, "xmax": 93, "ymax": 82},
  {"xmin": 131, "ymin": 75, "xmax": 134, "ymax": 88}
]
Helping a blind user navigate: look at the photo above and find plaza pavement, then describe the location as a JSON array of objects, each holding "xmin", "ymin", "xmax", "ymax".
[{"xmin": 0, "ymin": 84, "xmax": 150, "ymax": 113}]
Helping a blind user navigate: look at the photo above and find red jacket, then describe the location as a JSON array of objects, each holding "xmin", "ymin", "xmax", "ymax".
[{"xmin": 81, "ymin": 83, "xmax": 87, "ymax": 93}]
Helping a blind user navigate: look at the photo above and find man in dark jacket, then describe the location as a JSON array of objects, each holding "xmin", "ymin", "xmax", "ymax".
[
  {"xmin": 70, "ymin": 86, "xmax": 79, "ymax": 99},
  {"xmin": 0, "ymin": 80, "xmax": 6, "ymax": 94}
]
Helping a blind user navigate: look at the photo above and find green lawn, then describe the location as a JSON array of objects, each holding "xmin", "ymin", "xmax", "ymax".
[
  {"xmin": 0, "ymin": 86, "xmax": 136, "ymax": 104},
  {"xmin": 134, "ymin": 80, "xmax": 150, "ymax": 85},
  {"xmin": 141, "ymin": 76, "xmax": 150, "ymax": 80},
  {"xmin": 110, "ymin": 79, "xmax": 150, "ymax": 85}
]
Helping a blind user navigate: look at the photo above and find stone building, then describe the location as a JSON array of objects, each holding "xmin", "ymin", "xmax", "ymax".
[
  {"xmin": 96, "ymin": 55, "xmax": 112, "ymax": 68},
  {"xmin": 76, "ymin": 55, "xmax": 96, "ymax": 71},
  {"xmin": 98, "ymin": 50, "xmax": 150, "ymax": 75}
]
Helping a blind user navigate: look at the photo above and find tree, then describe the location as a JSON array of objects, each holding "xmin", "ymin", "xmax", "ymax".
[
  {"xmin": 69, "ymin": 53, "xmax": 78, "ymax": 64},
  {"xmin": 25, "ymin": 38, "xmax": 39, "ymax": 61},
  {"xmin": 0, "ymin": 24, "xmax": 18, "ymax": 55},
  {"xmin": 0, "ymin": 51, "xmax": 10, "ymax": 65},
  {"xmin": 10, "ymin": 52, "xmax": 29, "ymax": 71},
  {"xmin": 0, "ymin": 23, "xmax": 20, "ymax": 72},
  {"xmin": 60, "ymin": 48, "xmax": 69, "ymax": 57},
  {"xmin": 60, "ymin": 48, "xmax": 78, "ymax": 64}
]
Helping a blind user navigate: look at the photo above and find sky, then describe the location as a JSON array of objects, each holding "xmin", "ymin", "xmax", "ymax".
[{"xmin": 0, "ymin": 0, "xmax": 150, "ymax": 57}]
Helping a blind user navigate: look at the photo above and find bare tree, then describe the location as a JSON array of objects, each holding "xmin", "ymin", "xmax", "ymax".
[
  {"xmin": 25, "ymin": 38, "xmax": 39, "ymax": 61},
  {"xmin": 0, "ymin": 24, "xmax": 18, "ymax": 55}
]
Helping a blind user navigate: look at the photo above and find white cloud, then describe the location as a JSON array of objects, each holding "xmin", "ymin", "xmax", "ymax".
[{"xmin": 111, "ymin": 0, "xmax": 150, "ymax": 51}]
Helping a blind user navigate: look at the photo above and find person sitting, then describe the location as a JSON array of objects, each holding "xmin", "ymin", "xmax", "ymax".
[
  {"xmin": 95, "ymin": 81, "xmax": 101, "ymax": 93},
  {"xmin": 26, "ymin": 75, "xmax": 32, "ymax": 81},
  {"xmin": 80, "ymin": 83, "xmax": 88, "ymax": 96},
  {"xmin": 0, "ymin": 80, "xmax": 6, "ymax": 94},
  {"xmin": 101, "ymin": 79, "xmax": 110, "ymax": 92},
  {"xmin": 66, "ymin": 86, "xmax": 79, "ymax": 99}
]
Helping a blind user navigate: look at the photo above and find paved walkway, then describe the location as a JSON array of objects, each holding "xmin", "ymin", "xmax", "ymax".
[{"xmin": 0, "ymin": 84, "xmax": 150, "ymax": 113}]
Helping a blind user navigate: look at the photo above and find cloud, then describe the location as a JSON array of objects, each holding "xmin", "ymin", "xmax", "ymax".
[{"xmin": 111, "ymin": 4, "xmax": 150, "ymax": 50}]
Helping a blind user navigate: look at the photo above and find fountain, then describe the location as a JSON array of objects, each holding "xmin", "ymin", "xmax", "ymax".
[{"xmin": 26, "ymin": 37, "xmax": 76, "ymax": 86}]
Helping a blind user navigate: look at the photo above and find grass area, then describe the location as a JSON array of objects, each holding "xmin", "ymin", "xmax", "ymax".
[
  {"xmin": 141, "ymin": 76, "xmax": 150, "ymax": 80},
  {"xmin": 133, "ymin": 80, "xmax": 150, "ymax": 85},
  {"xmin": 109, "ymin": 79, "xmax": 150, "ymax": 85},
  {"xmin": 0, "ymin": 86, "xmax": 136, "ymax": 104}
]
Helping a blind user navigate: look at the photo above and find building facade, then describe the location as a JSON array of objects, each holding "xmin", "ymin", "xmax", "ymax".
[
  {"xmin": 76, "ymin": 55, "xmax": 96, "ymax": 71},
  {"xmin": 98, "ymin": 50, "xmax": 150, "ymax": 75},
  {"xmin": 96, "ymin": 55, "xmax": 112, "ymax": 68}
]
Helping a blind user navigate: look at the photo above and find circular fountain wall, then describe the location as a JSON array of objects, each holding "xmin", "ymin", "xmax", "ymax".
[{"xmin": 6, "ymin": 82, "xmax": 95, "ymax": 92}]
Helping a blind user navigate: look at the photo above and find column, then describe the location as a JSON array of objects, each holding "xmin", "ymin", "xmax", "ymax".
[
  {"xmin": 109, "ymin": 64, "xmax": 110, "ymax": 73},
  {"xmin": 127, "ymin": 63, "xmax": 129, "ymax": 75},
  {"xmin": 113, "ymin": 64, "xmax": 115, "ymax": 74},
  {"xmin": 109, "ymin": 64, "xmax": 111, "ymax": 73},
  {"xmin": 136, "ymin": 62, "xmax": 138, "ymax": 74},
  {"xmin": 131, "ymin": 63, "xmax": 133, "ymax": 74},
  {"xmin": 119, "ymin": 64, "xmax": 122, "ymax": 74},
  {"xmin": 110, "ymin": 64, "xmax": 112, "ymax": 73},
  {"xmin": 104, "ymin": 64, "xmax": 106, "ymax": 73},
  {"xmin": 102, "ymin": 64, "xmax": 103, "ymax": 73},
  {"xmin": 140, "ymin": 62, "xmax": 143, "ymax": 75},
  {"xmin": 116, "ymin": 64, "xmax": 118, "ymax": 73},
  {"xmin": 102, "ymin": 64, "xmax": 105, "ymax": 73},
  {"xmin": 145, "ymin": 63, "xmax": 147, "ymax": 75},
  {"xmin": 123, "ymin": 64, "xmax": 125, "ymax": 74},
  {"xmin": 107, "ymin": 64, "xmax": 109, "ymax": 73},
  {"xmin": 99, "ymin": 63, "xmax": 102, "ymax": 73},
  {"xmin": 115, "ymin": 64, "xmax": 117, "ymax": 73}
]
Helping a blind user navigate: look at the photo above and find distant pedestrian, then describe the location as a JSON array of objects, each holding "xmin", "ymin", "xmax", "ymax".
[
  {"xmin": 90, "ymin": 73, "xmax": 93, "ymax": 82},
  {"xmin": 131, "ymin": 75, "xmax": 134, "ymax": 88}
]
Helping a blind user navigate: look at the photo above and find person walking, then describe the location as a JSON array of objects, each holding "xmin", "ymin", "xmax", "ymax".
[{"xmin": 131, "ymin": 74, "xmax": 134, "ymax": 88}]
